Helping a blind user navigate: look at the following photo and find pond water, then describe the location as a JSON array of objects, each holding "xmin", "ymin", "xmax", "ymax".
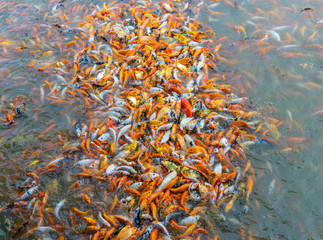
[{"xmin": 0, "ymin": 0, "xmax": 322, "ymax": 239}]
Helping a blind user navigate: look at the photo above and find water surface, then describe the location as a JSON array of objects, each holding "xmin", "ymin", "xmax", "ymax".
[{"xmin": 0, "ymin": 0, "xmax": 322, "ymax": 239}]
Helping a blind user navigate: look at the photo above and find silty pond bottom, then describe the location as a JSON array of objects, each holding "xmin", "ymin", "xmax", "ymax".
[{"xmin": 0, "ymin": 0, "xmax": 322, "ymax": 239}]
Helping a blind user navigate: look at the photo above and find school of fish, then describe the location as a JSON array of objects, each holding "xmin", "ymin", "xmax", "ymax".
[{"xmin": 2, "ymin": 0, "xmax": 322, "ymax": 239}]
